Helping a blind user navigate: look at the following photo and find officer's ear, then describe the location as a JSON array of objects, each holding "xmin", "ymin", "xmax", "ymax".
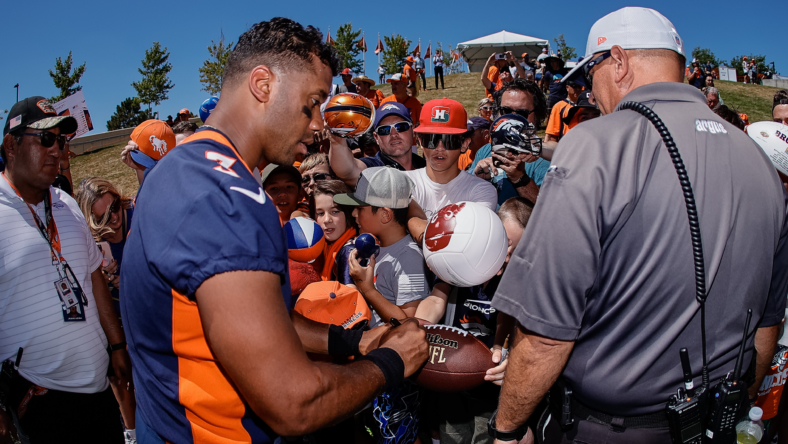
[{"xmin": 609, "ymin": 45, "xmax": 631, "ymax": 85}]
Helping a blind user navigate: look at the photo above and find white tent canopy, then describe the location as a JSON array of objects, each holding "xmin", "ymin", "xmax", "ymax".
[{"xmin": 457, "ymin": 30, "xmax": 550, "ymax": 73}]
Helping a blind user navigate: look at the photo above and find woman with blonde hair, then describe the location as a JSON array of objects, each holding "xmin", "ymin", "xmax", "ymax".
[
  {"xmin": 478, "ymin": 97, "xmax": 494, "ymax": 121},
  {"xmin": 74, "ymin": 176, "xmax": 137, "ymax": 441}
]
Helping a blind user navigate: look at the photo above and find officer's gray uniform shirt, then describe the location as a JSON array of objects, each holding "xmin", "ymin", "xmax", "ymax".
[{"xmin": 493, "ymin": 82, "xmax": 788, "ymax": 416}]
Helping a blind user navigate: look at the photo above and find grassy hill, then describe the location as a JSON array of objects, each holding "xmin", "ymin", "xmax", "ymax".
[{"xmin": 71, "ymin": 72, "xmax": 781, "ymax": 196}]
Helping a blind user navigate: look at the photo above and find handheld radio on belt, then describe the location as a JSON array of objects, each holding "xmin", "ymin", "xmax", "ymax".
[{"xmin": 618, "ymin": 102, "xmax": 752, "ymax": 444}]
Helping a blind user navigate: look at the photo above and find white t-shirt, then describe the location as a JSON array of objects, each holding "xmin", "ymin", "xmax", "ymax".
[
  {"xmin": 371, "ymin": 235, "xmax": 430, "ymax": 327},
  {"xmin": 0, "ymin": 177, "xmax": 109, "ymax": 393},
  {"xmin": 405, "ymin": 168, "xmax": 497, "ymax": 219}
]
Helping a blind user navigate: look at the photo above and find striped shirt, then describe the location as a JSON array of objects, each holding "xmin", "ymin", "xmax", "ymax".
[{"xmin": 0, "ymin": 176, "xmax": 108, "ymax": 393}]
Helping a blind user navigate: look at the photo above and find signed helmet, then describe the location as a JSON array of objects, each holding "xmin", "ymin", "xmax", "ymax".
[{"xmin": 324, "ymin": 93, "xmax": 375, "ymax": 138}]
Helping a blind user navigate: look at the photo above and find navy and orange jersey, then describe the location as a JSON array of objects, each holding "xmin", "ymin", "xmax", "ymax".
[{"xmin": 120, "ymin": 127, "xmax": 290, "ymax": 443}]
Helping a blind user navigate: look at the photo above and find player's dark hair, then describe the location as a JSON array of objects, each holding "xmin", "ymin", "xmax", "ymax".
[
  {"xmin": 372, "ymin": 206, "xmax": 409, "ymax": 227},
  {"xmin": 495, "ymin": 79, "xmax": 547, "ymax": 128},
  {"xmin": 497, "ymin": 197, "xmax": 534, "ymax": 228},
  {"xmin": 224, "ymin": 17, "xmax": 340, "ymax": 88},
  {"xmin": 713, "ymin": 105, "xmax": 745, "ymax": 131},
  {"xmin": 310, "ymin": 180, "xmax": 358, "ymax": 233},
  {"xmin": 774, "ymin": 90, "xmax": 788, "ymax": 112},
  {"xmin": 172, "ymin": 121, "xmax": 198, "ymax": 134},
  {"xmin": 358, "ymin": 132, "xmax": 377, "ymax": 149}
]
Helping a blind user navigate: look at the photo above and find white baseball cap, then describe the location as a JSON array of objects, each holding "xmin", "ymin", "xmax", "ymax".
[{"xmin": 564, "ymin": 7, "xmax": 685, "ymax": 83}]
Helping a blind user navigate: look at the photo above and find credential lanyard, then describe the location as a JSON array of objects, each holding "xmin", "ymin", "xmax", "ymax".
[{"xmin": 2, "ymin": 173, "xmax": 67, "ymax": 276}]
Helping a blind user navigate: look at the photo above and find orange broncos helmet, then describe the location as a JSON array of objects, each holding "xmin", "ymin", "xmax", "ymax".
[{"xmin": 324, "ymin": 93, "xmax": 375, "ymax": 138}]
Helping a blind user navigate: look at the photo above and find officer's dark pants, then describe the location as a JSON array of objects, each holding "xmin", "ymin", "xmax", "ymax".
[
  {"xmin": 419, "ymin": 71, "xmax": 427, "ymax": 89},
  {"xmin": 537, "ymin": 408, "xmax": 671, "ymax": 444},
  {"xmin": 435, "ymin": 67, "xmax": 445, "ymax": 89}
]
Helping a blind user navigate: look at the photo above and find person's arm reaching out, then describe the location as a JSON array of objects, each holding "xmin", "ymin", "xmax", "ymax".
[
  {"xmin": 407, "ymin": 200, "xmax": 428, "ymax": 246},
  {"xmin": 749, "ymin": 325, "xmax": 779, "ymax": 399},
  {"xmin": 290, "ymin": 310, "xmax": 390, "ymax": 355},
  {"xmin": 349, "ymin": 252, "xmax": 416, "ymax": 321},
  {"xmin": 326, "ymin": 128, "xmax": 367, "ymax": 187},
  {"xmin": 196, "ymin": 270, "xmax": 428, "ymax": 436},
  {"xmin": 91, "ymin": 268, "xmax": 132, "ymax": 386},
  {"xmin": 414, "ymin": 282, "xmax": 452, "ymax": 324},
  {"xmin": 481, "ymin": 54, "xmax": 495, "ymax": 91}
]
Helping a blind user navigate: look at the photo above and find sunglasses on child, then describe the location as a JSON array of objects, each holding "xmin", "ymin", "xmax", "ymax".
[
  {"xmin": 416, "ymin": 133, "xmax": 464, "ymax": 150},
  {"xmin": 22, "ymin": 131, "xmax": 67, "ymax": 150},
  {"xmin": 301, "ymin": 173, "xmax": 330, "ymax": 185},
  {"xmin": 375, "ymin": 121, "xmax": 413, "ymax": 136}
]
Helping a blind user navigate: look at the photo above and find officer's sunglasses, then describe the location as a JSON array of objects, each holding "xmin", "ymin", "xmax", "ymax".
[
  {"xmin": 375, "ymin": 121, "xmax": 412, "ymax": 136},
  {"xmin": 301, "ymin": 173, "xmax": 330, "ymax": 185},
  {"xmin": 494, "ymin": 106, "xmax": 533, "ymax": 120},
  {"xmin": 417, "ymin": 133, "xmax": 464, "ymax": 150},
  {"xmin": 23, "ymin": 131, "xmax": 67, "ymax": 150},
  {"xmin": 583, "ymin": 51, "xmax": 612, "ymax": 89}
]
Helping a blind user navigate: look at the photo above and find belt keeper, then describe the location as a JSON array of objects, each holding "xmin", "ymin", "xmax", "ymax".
[{"xmin": 611, "ymin": 417, "xmax": 625, "ymax": 433}]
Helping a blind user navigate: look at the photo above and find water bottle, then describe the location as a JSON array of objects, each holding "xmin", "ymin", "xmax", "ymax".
[{"xmin": 735, "ymin": 406, "xmax": 764, "ymax": 444}]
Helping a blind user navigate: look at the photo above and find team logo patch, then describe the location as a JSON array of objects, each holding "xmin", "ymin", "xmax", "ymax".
[
  {"xmin": 149, "ymin": 135, "xmax": 168, "ymax": 156},
  {"xmin": 425, "ymin": 202, "xmax": 465, "ymax": 252},
  {"xmin": 761, "ymin": 131, "xmax": 769, "ymax": 138},
  {"xmin": 36, "ymin": 99, "xmax": 56, "ymax": 115},
  {"xmin": 597, "ymin": 37, "xmax": 607, "ymax": 45},
  {"xmin": 431, "ymin": 106, "xmax": 450, "ymax": 123},
  {"xmin": 380, "ymin": 103, "xmax": 400, "ymax": 111}
]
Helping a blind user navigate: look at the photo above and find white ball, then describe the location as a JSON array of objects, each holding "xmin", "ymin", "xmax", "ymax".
[{"xmin": 423, "ymin": 201, "xmax": 508, "ymax": 287}]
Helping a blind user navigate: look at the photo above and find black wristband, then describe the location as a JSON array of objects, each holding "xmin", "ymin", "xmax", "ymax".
[
  {"xmin": 357, "ymin": 348, "xmax": 405, "ymax": 392},
  {"xmin": 510, "ymin": 174, "xmax": 531, "ymax": 188},
  {"xmin": 327, "ymin": 325, "xmax": 362, "ymax": 357},
  {"xmin": 108, "ymin": 341, "xmax": 127, "ymax": 352}
]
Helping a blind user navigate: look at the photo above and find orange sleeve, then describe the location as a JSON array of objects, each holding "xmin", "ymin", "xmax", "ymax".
[
  {"xmin": 487, "ymin": 66, "xmax": 500, "ymax": 84},
  {"xmin": 457, "ymin": 150, "xmax": 473, "ymax": 170},
  {"xmin": 376, "ymin": 90, "xmax": 385, "ymax": 108},
  {"xmin": 545, "ymin": 103, "xmax": 565, "ymax": 137},
  {"xmin": 410, "ymin": 98, "xmax": 422, "ymax": 124}
]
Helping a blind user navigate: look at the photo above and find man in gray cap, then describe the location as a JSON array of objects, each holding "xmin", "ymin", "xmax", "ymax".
[
  {"xmin": 0, "ymin": 97, "xmax": 130, "ymax": 442},
  {"xmin": 488, "ymin": 7, "xmax": 788, "ymax": 444}
]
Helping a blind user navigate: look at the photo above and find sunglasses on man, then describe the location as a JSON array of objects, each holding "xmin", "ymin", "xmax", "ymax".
[
  {"xmin": 301, "ymin": 173, "xmax": 330, "ymax": 185},
  {"xmin": 22, "ymin": 131, "xmax": 67, "ymax": 150},
  {"xmin": 375, "ymin": 121, "xmax": 413, "ymax": 136},
  {"xmin": 583, "ymin": 51, "xmax": 612, "ymax": 89},
  {"xmin": 416, "ymin": 133, "xmax": 464, "ymax": 150}
]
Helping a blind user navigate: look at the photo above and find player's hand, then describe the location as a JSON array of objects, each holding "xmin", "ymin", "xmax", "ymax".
[
  {"xmin": 348, "ymin": 249, "xmax": 376, "ymax": 294},
  {"xmin": 485, "ymin": 347, "xmax": 508, "ymax": 386},
  {"xmin": 359, "ymin": 324, "xmax": 391, "ymax": 355},
  {"xmin": 493, "ymin": 428, "xmax": 534, "ymax": 444},
  {"xmin": 491, "ymin": 151, "xmax": 527, "ymax": 183},
  {"xmin": 120, "ymin": 141, "xmax": 145, "ymax": 171},
  {"xmin": 377, "ymin": 318, "xmax": 428, "ymax": 377},
  {"xmin": 474, "ymin": 157, "xmax": 498, "ymax": 180}
]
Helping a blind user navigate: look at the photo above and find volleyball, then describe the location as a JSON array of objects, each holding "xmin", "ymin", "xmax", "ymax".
[
  {"xmin": 423, "ymin": 202, "xmax": 508, "ymax": 287},
  {"xmin": 324, "ymin": 93, "xmax": 375, "ymax": 138},
  {"xmin": 199, "ymin": 96, "xmax": 219, "ymax": 123},
  {"xmin": 285, "ymin": 217, "xmax": 326, "ymax": 263}
]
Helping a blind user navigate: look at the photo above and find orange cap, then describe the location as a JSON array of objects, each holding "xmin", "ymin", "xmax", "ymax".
[
  {"xmin": 179, "ymin": 108, "xmax": 190, "ymax": 115},
  {"xmin": 294, "ymin": 281, "xmax": 371, "ymax": 328},
  {"xmin": 406, "ymin": 56, "xmax": 415, "ymax": 63},
  {"xmin": 414, "ymin": 98, "xmax": 468, "ymax": 135},
  {"xmin": 130, "ymin": 120, "xmax": 176, "ymax": 163}
]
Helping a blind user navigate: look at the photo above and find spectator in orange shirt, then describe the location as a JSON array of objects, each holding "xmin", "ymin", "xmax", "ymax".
[
  {"xmin": 380, "ymin": 73, "xmax": 422, "ymax": 123},
  {"xmin": 353, "ymin": 75, "xmax": 385, "ymax": 108},
  {"xmin": 559, "ymin": 91, "xmax": 601, "ymax": 132},
  {"xmin": 545, "ymin": 80, "xmax": 583, "ymax": 143},
  {"xmin": 403, "ymin": 56, "xmax": 418, "ymax": 89},
  {"xmin": 482, "ymin": 53, "xmax": 522, "ymax": 101}
]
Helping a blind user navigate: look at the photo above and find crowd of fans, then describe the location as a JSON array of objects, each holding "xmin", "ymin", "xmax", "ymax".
[{"xmin": 2, "ymin": 9, "xmax": 788, "ymax": 444}]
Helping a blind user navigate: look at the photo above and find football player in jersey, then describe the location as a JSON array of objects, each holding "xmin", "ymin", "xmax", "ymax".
[{"xmin": 121, "ymin": 17, "xmax": 428, "ymax": 443}]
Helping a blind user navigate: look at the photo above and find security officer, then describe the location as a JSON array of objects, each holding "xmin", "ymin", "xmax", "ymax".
[{"xmin": 486, "ymin": 7, "xmax": 788, "ymax": 444}]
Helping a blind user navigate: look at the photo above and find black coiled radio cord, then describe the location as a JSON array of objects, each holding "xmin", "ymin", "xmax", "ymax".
[{"xmin": 618, "ymin": 101, "xmax": 710, "ymax": 388}]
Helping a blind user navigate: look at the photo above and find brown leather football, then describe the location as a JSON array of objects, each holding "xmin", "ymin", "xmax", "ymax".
[{"xmin": 414, "ymin": 324, "xmax": 493, "ymax": 392}]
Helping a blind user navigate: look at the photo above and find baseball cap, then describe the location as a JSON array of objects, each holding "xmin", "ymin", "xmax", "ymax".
[
  {"xmin": 294, "ymin": 281, "xmax": 372, "ymax": 329},
  {"xmin": 334, "ymin": 167, "xmax": 413, "ymax": 209},
  {"xmin": 467, "ymin": 116, "xmax": 490, "ymax": 132},
  {"xmin": 406, "ymin": 56, "xmax": 415, "ymax": 63},
  {"xmin": 261, "ymin": 164, "xmax": 301, "ymax": 186},
  {"xmin": 386, "ymin": 73, "xmax": 407, "ymax": 83},
  {"xmin": 129, "ymin": 120, "xmax": 176, "ymax": 169},
  {"xmin": 414, "ymin": 98, "xmax": 468, "ymax": 135},
  {"xmin": 178, "ymin": 108, "xmax": 190, "ymax": 115},
  {"xmin": 564, "ymin": 7, "xmax": 685, "ymax": 83},
  {"xmin": 340, "ymin": 68, "xmax": 353, "ymax": 76},
  {"xmin": 562, "ymin": 91, "xmax": 599, "ymax": 125},
  {"xmin": 3, "ymin": 96, "xmax": 77, "ymax": 136},
  {"xmin": 374, "ymin": 101, "xmax": 412, "ymax": 127}
]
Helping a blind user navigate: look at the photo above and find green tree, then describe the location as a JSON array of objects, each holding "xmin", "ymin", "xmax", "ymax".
[
  {"xmin": 334, "ymin": 23, "xmax": 363, "ymax": 73},
  {"xmin": 553, "ymin": 34, "xmax": 577, "ymax": 61},
  {"xmin": 132, "ymin": 42, "xmax": 175, "ymax": 112},
  {"xmin": 382, "ymin": 34, "xmax": 411, "ymax": 75},
  {"xmin": 729, "ymin": 54, "xmax": 768, "ymax": 77},
  {"xmin": 199, "ymin": 32, "xmax": 233, "ymax": 95},
  {"xmin": 106, "ymin": 97, "xmax": 153, "ymax": 131},
  {"xmin": 691, "ymin": 47, "xmax": 721, "ymax": 67},
  {"xmin": 49, "ymin": 51, "xmax": 87, "ymax": 102}
]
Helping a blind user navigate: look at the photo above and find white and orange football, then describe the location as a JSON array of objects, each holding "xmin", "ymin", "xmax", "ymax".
[{"xmin": 324, "ymin": 93, "xmax": 375, "ymax": 138}]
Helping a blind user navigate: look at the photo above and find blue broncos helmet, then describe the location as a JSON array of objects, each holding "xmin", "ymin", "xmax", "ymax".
[{"xmin": 490, "ymin": 114, "xmax": 542, "ymax": 155}]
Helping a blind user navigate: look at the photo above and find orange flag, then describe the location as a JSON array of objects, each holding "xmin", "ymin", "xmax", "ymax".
[
  {"xmin": 413, "ymin": 42, "xmax": 421, "ymax": 55},
  {"xmin": 424, "ymin": 43, "xmax": 431, "ymax": 58},
  {"xmin": 375, "ymin": 37, "xmax": 384, "ymax": 55},
  {"xmin": 326, "ymin": 28, "xmax": 335, "ymax": 46},
  {"xmin": 357, "ymin": 36, "xmax": 367, "ymax": 51}
]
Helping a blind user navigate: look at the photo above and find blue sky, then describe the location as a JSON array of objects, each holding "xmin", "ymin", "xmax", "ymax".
[{"xmin": 2, "ymin": 0, "xmax": 782, "ymax": 133}]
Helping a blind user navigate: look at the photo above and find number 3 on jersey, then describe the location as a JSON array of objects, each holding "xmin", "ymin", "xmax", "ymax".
[{"xmin": 205, "ymin": 151, "xmax": 240, "ymax": 178}]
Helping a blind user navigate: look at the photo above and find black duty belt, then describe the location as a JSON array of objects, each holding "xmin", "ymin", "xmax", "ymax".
[{"xmin": 568, "ymin": 397, "xmax": 670, "ymax": 429}]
